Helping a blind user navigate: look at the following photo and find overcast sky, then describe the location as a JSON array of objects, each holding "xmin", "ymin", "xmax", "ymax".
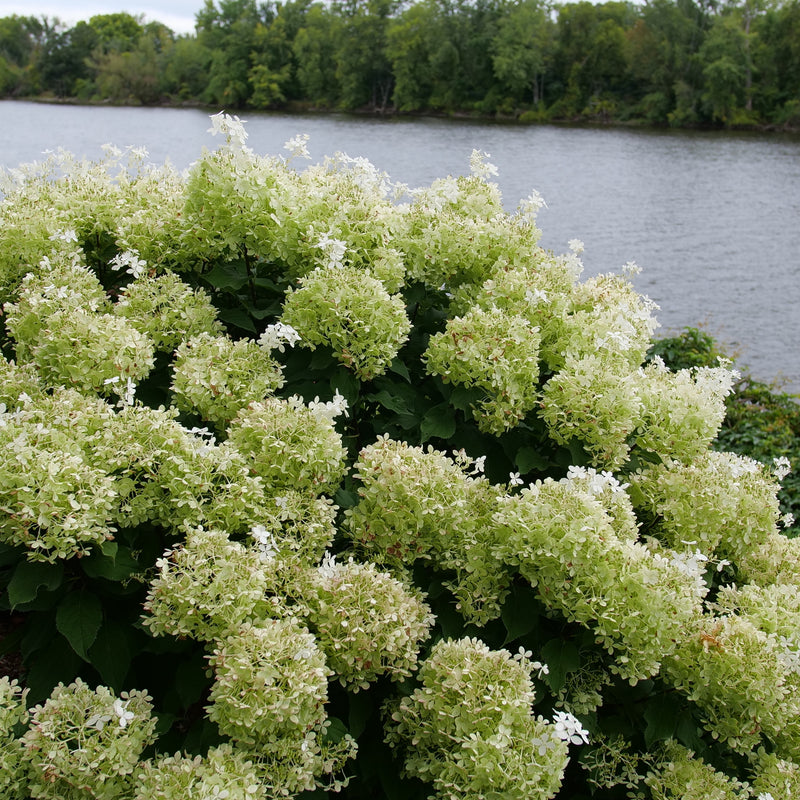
[{"xmin": 0, "ymin": 1, "xmax": 199, "ymax": 34}]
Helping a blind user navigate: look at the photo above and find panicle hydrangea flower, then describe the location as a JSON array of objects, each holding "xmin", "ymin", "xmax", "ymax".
[
  {"xmin": 208, "ymin": 111, "xmax": 249, "ymax": 149},
  {"xmin": 284, "ymin": 133, "xmax": 311, "ymax": 160},
  {"xmin": 773, "ymin": 456, "xmax": 792, "ymax": 481},
  {"xmin": 346, "ymin": 435, "xmax": 511, "ymax": 625},
  {"xmin": 635, "ymin": 359, "xmax": 736, "ymax": 461},
  {"xmin": 540, "ymin": 354, "xmax": 643, "ymax": 469},
  {"xmin": 737, "ymin": 528, "xmax": 800, "ymax": 586},
  {"xmin": 663, "ymin": 614, "xmax": 800, "ymax": 752},
  {"xmin": 303, "ymin": 554, "xmax": 434, "ymax": 689},
  {"xmin": 469, "ymin": 149, "xmax": 499, "ymax": 181},
  {"xmin": 114, "ymin": 270, "xmax": 223, "ymax": 352},
  {"xmin": 493, "ymin": 478, "xmax": 703, "ymax": 681},
  {"xmin": 424, "ymin": 306, "xmax": 542, "ymax": 433},
  {"xmin": 280, "ymin": 264, "xmax": 411, "ymax": 381},
  {"xmin": 644, "ymin": 742, "xmax": 751, "ymax": 800},
  {"xmin": 110, "ymin": 249, "xmax": 148, "ymax": 278},
  {"xmin": 257, "ymin": 321, "xmax": 301, "ymax": 353},
  {"xmin": 546, "ymin": 272, "xmax": 659, "ymax": 371},
  {"xmin": 22, "ymin": 679, "xmax": 156, "ymax": 800},
  {"xmin": 225, "ymin": 396, "xmax": 348, "ymax": 495},
  {"xmin": 134, "ymin": 744, "xmax": 263, "ymax": 800},
  {"xmin": 142, "ymin": 526, "xmax": 272, "ymax": 642},
  {"xmin": 206, "ymin": 619, "xmax": 330, "ymax": 748},
  {"xmin": 3, "ymin": 250, "xmax": 109, "ymax": 359},
  {"xmin": 0, "ymin": 354, "xmax": 44, "ymax": 409},
  {"xmin": 751, "ymin": 751, "xmax": 800, "ymax": 800},
  {"xmin": 627, "ymin": 450, "xmax": 782, "ymax": 561},
  {"xmin": 386, "ymin": 637, "xmax": 570, "ymax": 800},
  {"xmin": 551, "ymin": 710, "xmax": 590, "ymax": 745},
  {"xmin": 25, "ymin": 308, "xmax": 155, "ymax": 400},
  {"xmin": 171, "ymin": 332, "xmax": 285, "ymax": 428},
  {"xmin": 0, "ymin": 677, "xmax": 29, "ymax": 798},
  {"xmin": 0, "ymin": 391, "xmax": 118, "ymax": 561},
  {"xmin": 396, "ymin": 169, "xmax": 539, "ymax": 291}
]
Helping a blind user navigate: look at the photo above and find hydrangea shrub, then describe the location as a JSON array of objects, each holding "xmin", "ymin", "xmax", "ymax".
[{"xmin": 0, "ymin": 113, "xmax": 798, "ymax": 799}]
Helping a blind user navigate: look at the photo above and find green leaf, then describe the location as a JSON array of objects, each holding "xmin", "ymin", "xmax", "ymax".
[
  {"xmin": 7, "ymin": 561, "xmax": 64, "ymax": 609},
  {"xmin": 56, "ymin": 591, "xmax": 103, "ymax": 661},
  {"xmin": 217, "ymin": 307, "xmax": 257, "ymax": 333},
  {"xmin": 348, "ymin": 691, "xmax": 374, "ymax": 739},
  {"xmin": 515, "ymin": 446, "xmax": 549, "ymax": 474},
  {"xmin": 420, "ymin": 403, "xmax": 457, "ymax": 442},
  {"xmin": 501, "ymin": 583, "xmax": 540, "ymax": 644},
  {"xmin": 367, "ymin": 389, "xmax": 411, "ymax": 416},
  {"xmin": 541, "ymin": 638, "xmax": 580, "ymax": 693},
  {"xmin": 323, "ymin": 716, "xmax": 349, "ymax": 744},
  {"xmin": 204, "ymin": 263, "xmax": 249, "ymax": 291},
  {"xmin": 87, "ymin": 622, "xmax": 131, "ymax": 690},
  {"xmin": 334, "ymin": 488, "xmax": 358, "ymax": 509},
  {"xmin": 644, "ymin": 694, "xmax": 679, "ymax": 748},
  {"xmin": 81, "ymin": 543, "xmax": 140, "ymax": 581},
  {"xmin": 25, "ymin": 635, "xmax": 82, "ymax": 703},
  {"xmin": 175, "ymin": 652, "xmax": 213, "ymax": 709},
  {"xmin": 389, "ymin": 358, "xmax": 411, "ymax": 382}
]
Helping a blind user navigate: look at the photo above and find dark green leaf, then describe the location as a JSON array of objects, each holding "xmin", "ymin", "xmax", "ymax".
[
  {"xmin": 420, "ymin": 403, "xmax": 456, "ymax": 442},
  {"xmin": 334, "ymin": 488, "xmax": 358, "ymax": 509},
  {"xmin": 644, "ymin": 694, "xmax": 679, "ymax": 747},
  {"xmin": 323, "ymin": 716, "xmax": 349, "ymax": 744},
  {"xmin": 348, "ymin": 691, "xmax": 374, "ymax": 739},
  {"xmin": 25, "ymin": 636, "xmax": 82, "ymax": 703},
  {"xmin": 389, "ymin": 358, "xmax": 411, "ymax": 382},
  {"xmin": 56, "ymin": 591, "xmax": 103, "ymax": 661},
  {"xmin": 515, "ymin": 446, "xmax": 549, "ymax": 474},
  {"xmin": 88, "ymin": 622, "xmax": 131, "ymax": 690},
  {"xmin": 217, "ymin": 307, "xmax": 257, "ymax": 333},
  {"xmin": 175, "ymin": 652, "xmax": 213, "ymax": 709},
  {"xmin": 7, "ymin": 560, "xmax": 64, "ymax": 609},
  {"xmin": 81, "ymin": 543, "xmax": 140, "ymax": 581},
  {"xmin": 501, "ymin": 583, "xmax": 540, "ymax": 644},
  {"xmin": 541, "ymin": 638, "xmax": 580, "ymax": 693},
  {"xmin": 204, "ymin": 263, "xmax": 249, "ymax": 291},
  {"xmin": 367, "ymin": 390, "xmax": 411, "ymax": 416}
]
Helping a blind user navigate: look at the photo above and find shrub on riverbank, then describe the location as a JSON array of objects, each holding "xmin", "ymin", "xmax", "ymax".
[{"xmin": 1, "ymin": 114, "xmax": 798, "ymax": 799}]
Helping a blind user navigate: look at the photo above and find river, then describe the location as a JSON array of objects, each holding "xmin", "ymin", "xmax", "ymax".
[{"xmin": 1, "ymin": 100, "xmax": 799, "ymax": 391}]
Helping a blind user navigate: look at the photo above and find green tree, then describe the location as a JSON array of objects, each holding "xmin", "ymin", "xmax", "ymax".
[
  {"xmin": 386, "ymin": 1, "xmax": 438, "ymax": 111},
  {"xmin": 490, "ymin": 0, "xmax": 555, "ymax": 108},
  {"xmin": 0, "ymin": 14, "xmax": 46, "ymax": 95},
  {"xmin": 37, "ymin": 20, "xmax": 99, "ymax": 97},
  {"xmin": 197, "ymin": 0, "xmax": 262, "ymax": 107},
  {"xmin": 699, "ymin": 12, "xmax": 749, "ymax": 122},
  {"xmin": 293, "ymin": 4, "xmax": 341, "ymax": 106},
  {"xmin": 332, "ymin": 0, "xmax": 397, "ymax": 110}
]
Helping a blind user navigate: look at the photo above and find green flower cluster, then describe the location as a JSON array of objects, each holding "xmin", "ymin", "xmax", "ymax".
[
  {"xmin": 114, "ymin": 270, "xmax": 223, "ymax": 352},
  {"xmin": 386, "ymin": 637, "xmax": 570, "ymax": 800},
  {"xmin": 304, "ymin": 554, "xmax": 435, "ymax": 689},
  {"xmin": 22, "ymin": 679, "xmax": 157, "ymax": 800},
  {"xmin": 171, "ymin": 333, "xmax": 285, "ymax": 427},
  {"xmin": 644, "ymin": 742, "xmax": 750, "ymax": 800},
  {"xmin": 346, "ymin": 435, "xmax": 510, "ymax": 625},
  {"xmin": 493, "ymin": 474, "xmax": 703, "ymax": 682},
  {"xmin": 226, "ymin": 397, "xmax": 348, "ymax": 494},
  {"xmin": 628, "ymin": 450, "xmax": 782, "ymax": 561},
  {"xmin": 5, "ymin": 251, "xmax": 154, "ymax": 400},
  {"xmin": 0, "ymin": 678, "xmax": 28, "ymax": 799},
  {"xmin": 425, "ymin": 307, "xmax": 541, "ymax": 433},
  {"xmin": 280, "ymin": 265, "xmax": 410, "ymax": 381}
]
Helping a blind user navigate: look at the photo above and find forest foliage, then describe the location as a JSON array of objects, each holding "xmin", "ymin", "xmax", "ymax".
[{"xmin": 1, "ymin": 0, "xmax": 800, "ymax": 127}]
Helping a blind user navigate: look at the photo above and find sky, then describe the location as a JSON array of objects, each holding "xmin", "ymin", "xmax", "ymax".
[{"xmin": 0, "ymin": 0, "xmax": 199, "ymax": 34}]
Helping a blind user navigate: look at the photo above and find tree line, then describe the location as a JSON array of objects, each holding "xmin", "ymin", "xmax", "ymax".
[{"xmin": 1, "ymin": 0, "xmax": 799, "ymax": 128}]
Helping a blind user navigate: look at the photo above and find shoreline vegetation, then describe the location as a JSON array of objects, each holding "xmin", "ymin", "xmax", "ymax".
[{"xmin": 2, "ymin": 0, "xmax": 800, "ymax": 131}]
